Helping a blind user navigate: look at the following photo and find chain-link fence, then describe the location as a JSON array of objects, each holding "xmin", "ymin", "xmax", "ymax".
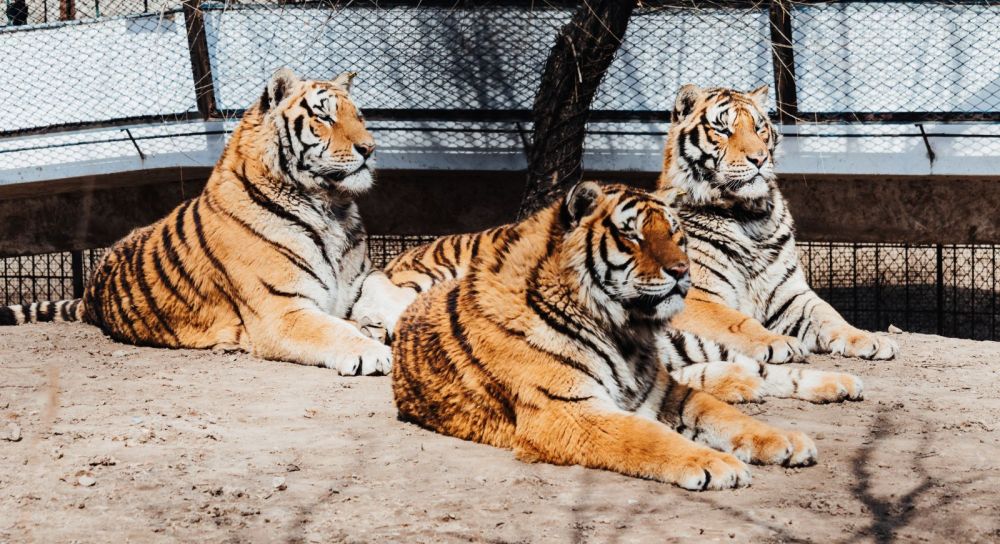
[
  {"xmin": 3, "ymin": 0, "xmax": 999, "ymax": 137},
  {"xmin": 2, "ymin": 1, "xmax": 999, "ymax": 340},
  {"xmin": 1, "ymin": 239, "xmax": 997, "ymax": 341}
]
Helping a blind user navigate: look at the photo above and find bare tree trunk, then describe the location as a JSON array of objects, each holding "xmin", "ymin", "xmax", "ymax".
[
  {"xmin": 517, "ymin": 0, "xmax": 637, "ymax": 219},
  {"xmin": 59, "ymin": 0, "xmax": 74, "ymax": 20}
]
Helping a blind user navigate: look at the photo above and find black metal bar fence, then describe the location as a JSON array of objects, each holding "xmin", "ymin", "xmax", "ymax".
[{"xmin": 0, "ymin": 240, "xmax": 998, "ymax": 341}]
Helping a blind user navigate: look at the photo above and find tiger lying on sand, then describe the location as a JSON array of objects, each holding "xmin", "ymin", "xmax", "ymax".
[
  {"xmin": 360, "ymin": 193, "xmax": 863, "ymax": 404},
  {"xmin": 0, "ymin": 68, "xmax": 396, "ymax": 376},
  {"xmin": 392, "ymin": 182, "xmax": 822, "ymax": 490}
]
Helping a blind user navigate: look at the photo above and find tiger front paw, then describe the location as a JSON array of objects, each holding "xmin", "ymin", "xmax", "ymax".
[
  {"xmin": 826, "ymin": 327, "xmax": 898, "ymax": 360},
  {"xmin": 350, "ymin": 273, "xmax": 417, "ymax": 345},
  {"xmin": 796, "ymin": 370, "xmax": 864, "ymax": 403},
  {"xmin": 674, "ymin": 450, "xmax": 752, "ymax": 491},
  {"xmin": 324, "ymin": 337, "xmax": 393, "ymax": 376},
  {"xmin": 731, "ymin": 428, "xmax": 817, "ymax": 467},
  {"xmin": 749, "ymin": 334, "xmax": 806, "ymax": 364}
]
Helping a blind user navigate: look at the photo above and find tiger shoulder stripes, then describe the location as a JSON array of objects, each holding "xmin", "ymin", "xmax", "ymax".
[
  {"xmin": 659, "ymin": 84, "xmax": 898, "ymax": 361},
  {"xmin": 392, "ymin": 181, "xmax": 826, "ymax": 490},
  {"xmin": 1, "ymin": 68, "xmax": 395, "ymax": 376}
]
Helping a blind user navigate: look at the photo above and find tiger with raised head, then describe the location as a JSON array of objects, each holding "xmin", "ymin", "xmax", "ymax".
[
  {"xmin": 0, "ymin": 68, "xmax": 394, "ymax": 375},
  {"xmin": 660, "ymin": 84, "xmax": 898, "ymax": 362},
  {"xmin": 393, "ymin": 182, "xmax": 822, "ymax": 489},
  {"xmin": 357, "ymin": 184, "xmax": 862, "ymax": 403}
]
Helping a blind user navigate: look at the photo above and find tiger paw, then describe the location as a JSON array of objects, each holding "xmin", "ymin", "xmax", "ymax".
[
  {"xmin": 749, "ymin": 335, "xmax": 806, "ymax": 364},
  {"xmin": 350, "ymin": 273, "xmax": 417, "ymax": 344},
  {"xmin": 708, "ymin": 377, "xmax": 765, "ymax": 404},
  {"xmin": 674, "ymin": 450, "xmax": 752, "ymax": 491},
  {"xmin": 324, "ymin": 337, "xmax": 392, "ymax": 376},
  {"xmin": 826, "ymin": 327, "xmax": 898, "ymax": 360},
  {"xmin": 796, "ymin": 370, "xmax": 864, "ymax": 403},
  {"xmin": 731, "ymin": 428, "xmax": 817, "ymax": 467},
  {"xmin": 357, "ymin": 316, "xmax": 390, "ymax": 345}
]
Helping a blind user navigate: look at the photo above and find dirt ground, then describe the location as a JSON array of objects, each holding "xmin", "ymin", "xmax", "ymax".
[{"xmin": 1, "ymin": 324, "xmax": 998, "ymax": 543}]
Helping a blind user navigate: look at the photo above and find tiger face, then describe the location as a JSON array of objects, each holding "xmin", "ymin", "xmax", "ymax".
[
  {"xmin": 260, "ymin": 68, "xmax": 376, "ymax": 195},
  {"xmin": 562, "ymin": 182, "xmax": 691, "ymax": 323},
  {"xmin": 667, "ymin": 85, "xmax": 778, "ymax": 203}
]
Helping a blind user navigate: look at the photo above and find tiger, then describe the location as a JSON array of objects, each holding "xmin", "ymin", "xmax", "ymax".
[
  {"xmin": 658, "ymin": 84, "xmax": 898, "ymax": 362},
  {"xmin": 356, "ymin": 217, "xmax": 863, "ymax": 403},
  {"xmin": 0, "ymin": 68, "xmax": 394, "ymax": 376},
  {"xmin": 392, "ymin": 181, "xmax": 829, "ymax": 490}
]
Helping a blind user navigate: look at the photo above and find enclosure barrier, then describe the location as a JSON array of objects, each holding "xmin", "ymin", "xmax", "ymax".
[
  {"xmin": 1, "ymin": 240, "xmax": 997, "ymax": 341},
  {"xmin": 2, "ymin": 0, "xmax": 999, "ymax": 340},
  {"xmin": 3, "ymin": 0, "xmax": 999, "ymax": 138}
]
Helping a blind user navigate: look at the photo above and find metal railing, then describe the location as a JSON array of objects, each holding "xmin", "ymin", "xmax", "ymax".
[{"xmin": 2, "ymin": 240, "xmax": 998, "ymax": 341}]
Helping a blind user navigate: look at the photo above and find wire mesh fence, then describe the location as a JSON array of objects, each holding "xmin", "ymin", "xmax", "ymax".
[
  {"xmin": 2, "ymin": 2, "xmax": 999, "ymax": 338},
  {"xmin": 1, "ymin": 239, "xmax": 997, "ymax": 341},
  {"xmin": 3, "ymin": 0, "xmax": 999, "ymax": 138}
]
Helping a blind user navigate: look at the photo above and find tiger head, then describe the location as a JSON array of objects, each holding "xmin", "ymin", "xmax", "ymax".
[
  {"xmin": 560, "ymin": 181, "xmax": 690, "ymax": 324},
  {"xmin": 662, "ymin": 85, "xmax": 779, "ymax": 205},
  {"xmin": 257, "ymin": 68, "xmax": 376, "ymax": 195}
]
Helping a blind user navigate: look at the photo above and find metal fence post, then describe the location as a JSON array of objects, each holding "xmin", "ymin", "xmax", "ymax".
[
  {"xmin": 182, "ymin": 0, "xmax": 218, "ymax": 119},
  {"xmin": 71, "ymin": 250, "xmax": 84, "ymax": 299},
  {"xmin": 768, "ymin": 0, "xmax": 798, "ymax": 124},
  {"xmin": 935, "ymin": 244, "xmax": 944, "ymax": 335}
]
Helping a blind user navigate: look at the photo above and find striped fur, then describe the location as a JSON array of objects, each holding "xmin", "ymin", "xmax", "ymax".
[
  {"xmin": 659, "ymin": 84, "xmax": 898, "ymax": 361},
  {"xmin": 0, "ymin": 299, "xmax": 83, "ymax": 325},
  {"xmin": 355, "ymin": 211, "xmax": 866, "ymax": 403},
  {"xmin": 2, "ymin": 68, "xmax": 394, "ymax": 375},
  {"xmin": 393, "ymin": 182, "xmax": 821, "ymax": 490},
  {"xmin": 356, "ymin": 204, "xmax": 867, "ymax": 402}
]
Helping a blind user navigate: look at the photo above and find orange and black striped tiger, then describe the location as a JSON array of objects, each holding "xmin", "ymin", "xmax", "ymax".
[
  {"xmin": 356, "ymin": 206, "xmax": 863, "ymax": 404},
  {"xmin": 392, "ymin": 181, "xmax": 821, "ymax": 489},
  {"xmin": 659, "ymin": 84, "xmax": 898, "ymax": 361},
  {"xmin": 0, "ymin": 68, "xmax": 393, "ymax": 375}
]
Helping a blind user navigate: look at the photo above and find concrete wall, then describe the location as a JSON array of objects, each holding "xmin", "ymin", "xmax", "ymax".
[{"xmin": 2, "ymin": 167, "xmax": 998, "ymax": 257}]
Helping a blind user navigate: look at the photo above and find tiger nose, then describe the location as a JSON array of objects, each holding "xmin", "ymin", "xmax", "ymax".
[
  {"xmin": 665, "ymin": 261, "xmax": 689, "ymax": 279},
  {"xmin": 354, "ymin": 142, "xmax": 375, "ymax": 159},
  {"xmin": 747, "ymin": 152, "xmax": 768, "ymax": 168}
]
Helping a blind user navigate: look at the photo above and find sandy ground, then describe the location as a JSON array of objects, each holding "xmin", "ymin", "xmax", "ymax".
[{"xmin": 1, "ymin": 324, "xmax": 998, "ymax": 543}]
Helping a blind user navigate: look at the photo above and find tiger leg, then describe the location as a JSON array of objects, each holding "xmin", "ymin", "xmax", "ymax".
[
  {"xmin": 248, "ymin": 304, "xmax": 392, "ymax": 376},
  {"xmin": 656, "ymin": 375, "xmax": 817, "ymax": 467},
  {"xmin": 513, "ymin": 397, "xmax": 751, "ymax": 491},
  {"xmin": 673, "ymin": 291, "xmax": 805, "ymax": 363},
  {"xmin": 770, "ymin": 289, "xmax": 898, "ymax": 361},
  {"xmin": 349, "ymin": 271, "xmax": 418, "ymax": 343},
  {"xmin": 670, "ymin": 354, "xmax": 864, "ymax": 404}
]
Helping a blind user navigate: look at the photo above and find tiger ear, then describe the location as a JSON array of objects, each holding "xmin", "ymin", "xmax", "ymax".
[
  {"xmin": 672, "ymin": 84, "xmax": 703, "ymax": 123},
  {"xmin": 748, "ymin": 84, "xmax": 769, "ymax": 108},
  {"xmin": 331, "ymin": 71, "xmax": 357, "ymax": 92},
  {"xmin": 562, "ymin": 181, "xmax": 602, "ymax": 227},
  {"xmin": 261, "ymin": 67, "xmax": 300, "ymax": 113}
]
